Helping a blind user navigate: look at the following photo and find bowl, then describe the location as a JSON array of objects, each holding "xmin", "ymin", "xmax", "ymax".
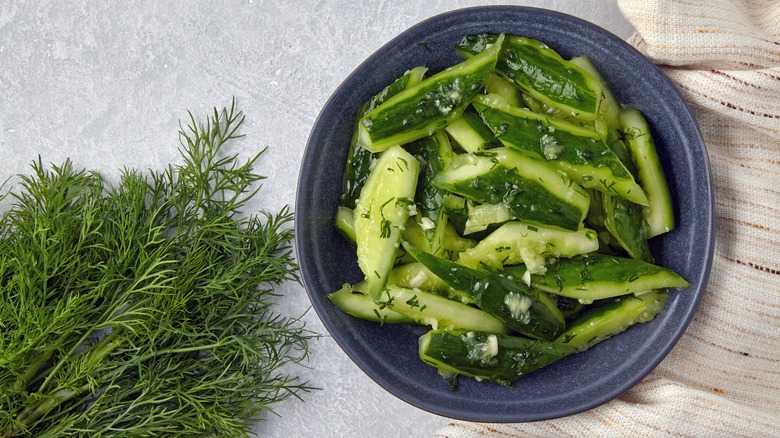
[{"xmin": 295, "ymin": 6, "xmax": 714, "ymax": 422}]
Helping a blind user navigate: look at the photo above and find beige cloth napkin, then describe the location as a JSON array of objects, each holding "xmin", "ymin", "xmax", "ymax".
[{"xmin": 433, "ymin": 0, "xmax": 780, "ymax": 436}]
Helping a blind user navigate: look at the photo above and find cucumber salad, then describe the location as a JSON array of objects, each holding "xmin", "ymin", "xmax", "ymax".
[{"xmin": 329, "ymin": 33, "xmax": 689, "ymax": 386}]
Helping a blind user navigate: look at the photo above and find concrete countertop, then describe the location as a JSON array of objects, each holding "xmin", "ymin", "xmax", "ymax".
[{"xmin": 0, "ymin": 1, "xmax": 633, "ymax": 437}]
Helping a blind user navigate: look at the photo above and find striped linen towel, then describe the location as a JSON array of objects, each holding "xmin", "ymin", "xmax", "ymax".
[{"xmin": 433, "ymin": 0, "xmax": 780, "ymax": 436}]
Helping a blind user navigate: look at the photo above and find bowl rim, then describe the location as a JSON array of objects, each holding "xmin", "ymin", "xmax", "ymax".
[{"xmin": 296, "ymin": 5, "xmax": 714, "ymax": 423}]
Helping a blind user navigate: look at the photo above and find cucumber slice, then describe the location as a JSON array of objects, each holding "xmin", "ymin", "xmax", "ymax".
[
  {"xmin": 419, "ymin": 329, "xmax": 577, "ymax": 385},
  {"xmin": 554, "ymin": 295, "xmax": 587, "ymax": 320},
  {"xmin": 457, "ymin": 221, "xmax": 599, "ymax": 274},
  {"xmin": 484, "ymin": 73, "xmax": 524, "ymax": 108},
  {"xmin": 455, "ymin": 33, "xmax": 603, "ymax": 120},
  {"xmin": 377, "ymin": 285, "xmax": 508, "ymax": 334},
  {"xmin": 569, "ymin": 56, "xmax": 621, "ymax": 130},
  {"xmin": 335, "ymin": 205, "xmax": 356, "ymax": 245},
  {"xmin": 620, "ymin": 105, "xmax": 675, "ymax": 237},
  {"xmin": 601, "ymin": 123, "xmax": 638, "ymax": 175},
  {"xmin": 473, "ymin": 94, "xmax": 649, "ymax": 206},
  {"xmin": 442, "ymin": 195, "xmax": 501, "ymax": 239},
  {"xmin": 404, "ymin": 242, "xmax": 565, "ymax": 341},
  {"xmin": 342, "ymin": 66, "xmax": 428, "ymax": 208},
  {"xmin": 328, "ymin": 283, "xmax": 414, "ymax": 324},
  {"xmin": 508, "ymin": 253, "xmax": 689, "ymax": 301},
  {"xmin": 388, "ymin": 262, "xmax": 453, "ymax": 294},
  {"xmin": 602, "ymin": 193, "xmax": 653, "ymax": 262},
  {"xmin": 445, "ymin": 110, "xmax": 500, "ymax": 153},
  {"xmin": 357, "ymin": 35, "xmax": 505, "ymax": 152},
  {"xmin": 556, "ymin": 290, "xmax": 669, "ymax": 351},
  {"xmin": 354, "ymin": 146, "xmax": 420, "ymax": 300},
  {"xmin": 387, "ymin": 261, "xmax": 474, "ymax": 304},
  {"xmin": 404, "ymin": 130, "xmax": 453, "ymax": 255},
  {"xmin": 463, "ymin": 202, "xmax": 513, "ymax": 236},
  {"xmin": 434, "ymin": 148, "xmax": 590, "ymax": 231}
]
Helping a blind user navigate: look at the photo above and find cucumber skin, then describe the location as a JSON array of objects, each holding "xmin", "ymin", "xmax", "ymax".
[
  {"xmin": 457, "ymin": 221, "xmax": 599, "ymax": 272},
  {"xmin": 342, "ymin": 67, "xmax": 427, "ymax": 209},
  {"xmin": 570, "ymin": 55, "xmax": 621, "ymax": 130},
  {"xmin": 434, "ymin": 149, "xmax": 589, "ymax": 231},
  {"xmin": 404, "ymin": 242, "xmax": 565, "ymax": 341},
  {"xmin": 419, "ymin": 329, "xmax": 578, "ymax": 385},
  {"xmin": 357, "ymin": 35, "xmax": 504, "ymax": 152},
  {"xmin": 473, "ymin": 95, "xmax": 649, "ymax": 206},
  {"xmin": 524, "ymin": 253, "xmax": 689, "ymax": 301},
  {"xmin": 437, "ymin": 166, "xmax": 584, "ymax": 231},
  {"xmin": 455, "ymin": 33, "xmax": 603, "ymax": 120},
  {"xmin": 602, "ymin": 193, "xmax": 653, "ymax": 262},
  {"xmin": 556, "ymin": 290, "xmax": 668, "ymax": 351}
]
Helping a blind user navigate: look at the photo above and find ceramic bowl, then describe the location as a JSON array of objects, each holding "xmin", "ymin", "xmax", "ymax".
[{"xmin": 295, "ymin": 6, "xmax": 713, "ymax": 422}]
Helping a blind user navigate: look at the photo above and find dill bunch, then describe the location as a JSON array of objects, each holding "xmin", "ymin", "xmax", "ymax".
[{"xmin": 0, "ymin": 101, "xmax": 316, "ymax": 437}]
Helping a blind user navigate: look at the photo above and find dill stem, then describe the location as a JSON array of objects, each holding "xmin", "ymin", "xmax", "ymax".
[
  {"xmin": 9, "ymin": 337, "xmax": 126, "ymax": 437},
  {"xmin": 38, "ymin": 327, "xmax": 121, "ymax": 393},
  {"xmin": 19, "ymin": 349, "xmax": 55, "ymax": 391},
  {"xmin": 134, "ymin": 338, "xmax": 239, "ymax": 363}
]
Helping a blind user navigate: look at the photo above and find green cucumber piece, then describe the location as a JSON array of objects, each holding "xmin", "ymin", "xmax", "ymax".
[
  {"xmin": 583, "ymin": 189, "xmax": 617, "ymax": 251},
  {"xmin": 377, "ymin": 285, "xmax": 508, "ymax": 334},
  {"xmin": 442, "ymin": 195, "xmax": 500, "ymax": 239},
  {"xmin": 354, "ymin": 145, "xmax": 420, "ymax": 300},
  {"xmin": 445, "ymin": 110, "xmax": 500, "ymax": 153},
  {"xmin": 516, "ymin": 253, "xmax": 689, "ymax": 301},
  {"xmin": 434, "ymin": 148, "xmax": 590, "ymax": 231},
  {"xmin": 357, "ymin": 35, "xmax": 504, "ymax": 152},
  {"xmin": 602, "ymin": 193, "xmax": 653, "ymax": 262},
  {"xmin": 388, "ymin": 261, "xmax": 474, "ymax": 304},
  {"xmin": 442, "ymin": 194, "xmax": 469, "ymax": 235},
  {"xmin": 328, "ymin": 283, "xmax": 414, "ymax": 324},
  {"xmin": 601, "ymin": 123, "xmax": 638, "ymax": 176},
  {"xmin": 620, "ymin": 106, "xmax": 675, "ymax": 237},
  {"xmin": 455, "ymin": 33, "xmax": 603, "ymax": 120},
  {"xmin": 440, "ymin": 221, "xmax": 477, "ymax": 254},
  {"xmin": 457, "ymin": 221, "xmax": 599, "ymax": 274},
  {"xmin": 404, "ymin": 242, "xmax": 565, "ymax": 341},
  {"xmin": 335, "ymin": 205, "xmax": 356, "ymax": 245},
  {"xmin": 388, "ymin": 262, "xmax": 454, "ymax": 295},
  {"xmin": 338, "ymin": 206, "xmax": 410, "ymax": 265},
  {"xmin": 463, "ymin": 202, "xmax": 513, "ymax": 236},
  {"xmin": 419, "ymin": 329, "xmax": 577, "ymax": 385},
  {"xmin": 342, "ymin": 66, "xmax": 428, "ymax": 208},
  {"xmin": 404, "ymin": 130, "xmax": 453, "ymax": 255},
  {"xmin": 400, "ymin": 215, "xmax": 475, "ymax": 258},
  {"xmin": 517, "ymin": 90, "xmax": 594, "ymax": 127},
  {"xmin": 473, "ymin": 94, "xmax": 649, "ymax": 206},
  {"xmin": 569, "ymin": 56, "xmax": 621, "ymax": 130},
  {"xmin": 554, "ymin": 295, "xmax": 587, "ymax": 320},
  {"xmin": 556, "ymin": 290, "xmax": 668, "ymax": 351},
  {"xmin": 484, "ymin": 73, "xmax": 524, "ymax": 108}
]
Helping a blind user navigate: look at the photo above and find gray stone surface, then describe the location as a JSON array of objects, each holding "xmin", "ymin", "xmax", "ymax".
[{"xmin": 0, "ymin": 1, "xmax": 632, "ymax": 437}]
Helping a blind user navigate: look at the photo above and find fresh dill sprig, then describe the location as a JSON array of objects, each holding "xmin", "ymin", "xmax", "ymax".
[{"xmin": 0, "ymin": 100, "xmax": 316, "ymax": 437}]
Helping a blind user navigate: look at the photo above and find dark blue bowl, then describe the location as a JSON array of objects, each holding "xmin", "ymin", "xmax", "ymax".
[{"xmin": 296, "ymin": 6, "xmax": 713, "ymax": 422}]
